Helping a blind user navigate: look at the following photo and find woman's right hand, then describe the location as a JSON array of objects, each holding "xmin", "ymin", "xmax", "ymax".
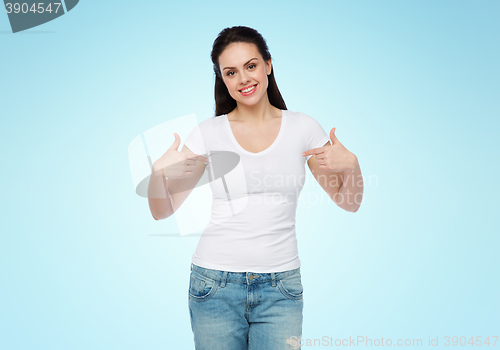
[{"xmin": 152, "ymin": 133, "xmax": 208, "ymax": 179}]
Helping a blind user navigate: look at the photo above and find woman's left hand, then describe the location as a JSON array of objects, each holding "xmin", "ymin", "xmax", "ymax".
[{"xmin": 302, "ymin": 127, "xmax": 357, "ymax": 172}]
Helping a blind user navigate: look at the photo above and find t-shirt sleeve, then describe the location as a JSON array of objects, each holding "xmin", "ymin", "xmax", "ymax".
[
  {"xmin": 183, "ymin": 123, "xmax": 207, "ymax": 156},
  {"xmin": 304, "ymin": 114, "xmax": 330, "ymax": 161}
]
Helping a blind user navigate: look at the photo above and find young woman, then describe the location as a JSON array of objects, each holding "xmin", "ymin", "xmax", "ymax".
[{"xmin": 148, "ymin": 26, "xmax": 363, "ymax": 350}]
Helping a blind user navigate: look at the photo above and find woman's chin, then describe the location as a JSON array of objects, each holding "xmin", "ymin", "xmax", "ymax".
[{"xmin": 235, "ymin": 96, "xmax": 262, "ymax": 107}]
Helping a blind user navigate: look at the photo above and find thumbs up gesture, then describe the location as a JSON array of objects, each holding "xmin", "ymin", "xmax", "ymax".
[
  {"xmin": 302, "ymin": 128, "xmax": 357, "ymax": 172},
  {"xmin": 152, "ymin": 133, "xmax": 209, "ymax": 179}
]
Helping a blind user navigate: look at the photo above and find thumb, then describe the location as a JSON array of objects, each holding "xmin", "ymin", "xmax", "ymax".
[
  {"xmin": 168, "ymin": 133, "xmax": 181, "ymax": 151},
  {"xmin": 330, "ymin": 127, "xmax": 339, "ymax": 145}
]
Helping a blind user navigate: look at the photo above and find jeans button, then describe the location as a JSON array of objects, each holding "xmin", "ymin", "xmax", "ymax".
[{"xmin": 248, "ymin": 274, "xmax": 260, "ymax": 281}]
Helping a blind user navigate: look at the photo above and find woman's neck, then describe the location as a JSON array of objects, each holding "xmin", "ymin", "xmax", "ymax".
[{"xmin": 229, "ymin": 94, "xmax": 281, "ymax": 122}]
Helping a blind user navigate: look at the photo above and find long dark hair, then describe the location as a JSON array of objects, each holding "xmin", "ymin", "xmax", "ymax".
[{"xmin": 211, "ymin": 26, "xmax": 287, "ymax": 116}]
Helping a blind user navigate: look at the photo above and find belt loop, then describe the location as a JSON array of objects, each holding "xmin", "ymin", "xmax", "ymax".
[
  {"xmin": 271, "ymin": 272, "xmax": 276, "ymax": 287},
  {"xmin": 221, "ymin": 271, "xmax": 228, "ymax": 287}
]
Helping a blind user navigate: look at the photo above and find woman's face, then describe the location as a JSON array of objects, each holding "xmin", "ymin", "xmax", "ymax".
[{"xmin": 218, "ymin": 42, "xmax": 272, "ymax": 107}]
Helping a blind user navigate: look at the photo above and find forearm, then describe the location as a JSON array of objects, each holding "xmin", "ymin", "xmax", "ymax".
[
  {"xmin": 147, "ymin": 167, "xmax": 174, "ymax": 220},
  {"xmin": 337, "ymin": 155, "xmax": 363, "ymax": 212}
]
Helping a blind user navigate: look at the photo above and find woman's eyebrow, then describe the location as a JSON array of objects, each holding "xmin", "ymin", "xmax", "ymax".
[{"xmin": 223, "ymin": 58, "xmax": 258, "ymax": 71}]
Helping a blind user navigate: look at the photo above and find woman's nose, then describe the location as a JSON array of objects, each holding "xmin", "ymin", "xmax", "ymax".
[{"xmin": 239, "ymin": 71, "xmax": 250, "ymax": 84}]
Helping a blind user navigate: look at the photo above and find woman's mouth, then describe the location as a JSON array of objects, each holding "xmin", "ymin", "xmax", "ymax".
[{"xmin": 238, "ymin": 84, "xmax": 257, "ymax": 96}]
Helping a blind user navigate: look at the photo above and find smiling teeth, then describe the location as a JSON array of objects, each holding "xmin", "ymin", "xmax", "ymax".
[{"xmin": 240, "ymin": 85, "xmax": 256, "ymax": 93}]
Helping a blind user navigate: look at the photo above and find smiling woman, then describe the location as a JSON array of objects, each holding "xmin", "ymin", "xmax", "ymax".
[
  {"xmin": 148, "ymin": 25, "xmax": 363, "ymax": 350},
  {"xmin": 210, "ymin": 26, "xmax": 287, "ymax": 117}
]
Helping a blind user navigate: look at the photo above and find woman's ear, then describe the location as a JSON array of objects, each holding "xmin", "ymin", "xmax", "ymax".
[{"xmin": 266, "ymin": 59, "xmax": 272, "ymax": 75}]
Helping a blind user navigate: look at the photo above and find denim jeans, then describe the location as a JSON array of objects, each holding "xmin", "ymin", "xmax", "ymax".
[{"xmin": 188, "ymin": 263, "xmax": 303, "ymax": 350}]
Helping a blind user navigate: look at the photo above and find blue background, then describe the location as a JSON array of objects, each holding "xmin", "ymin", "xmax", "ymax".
[{"xmin": 1, "ymin": 0, "xmax": 498, "ymax": 349}]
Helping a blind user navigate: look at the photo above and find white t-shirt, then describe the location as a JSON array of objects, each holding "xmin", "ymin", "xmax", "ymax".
[{"xmin": 183, "ymin": 109, "xmax": 330, "ymax": 272}]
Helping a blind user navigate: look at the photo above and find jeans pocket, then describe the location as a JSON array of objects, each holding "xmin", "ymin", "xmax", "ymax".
[
  {"xmin": 188, "ymin": 270, "xmax": 219, "ymax": 302},
  {"xmin": 277, "ymin": 270, "xmax": 303, "ymax": 301}
]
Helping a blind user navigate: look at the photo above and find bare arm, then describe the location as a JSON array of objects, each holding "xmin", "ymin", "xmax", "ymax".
[
  {"xmin": 148, "ymin": 138, "xmax": 207, "ymax": 220},
  {"xmin": 148, "ymin": 168, "xmax": 175, "ymax": 220},
  {"xmin": 307, "ymin": 141, "xmax": 345, "ymax": 207},
  {"xmin": 337, "ymin": 155, "xmax": 363, "ymax": 212},
  {"xmin": 305, "ymin": 131, "xmax": 364, "ymax": 212}
]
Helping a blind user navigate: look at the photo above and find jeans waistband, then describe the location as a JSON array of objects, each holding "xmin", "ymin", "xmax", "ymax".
[{"xmin": 190, "ymin": 263, "xmax": 300, "ymax": 286}]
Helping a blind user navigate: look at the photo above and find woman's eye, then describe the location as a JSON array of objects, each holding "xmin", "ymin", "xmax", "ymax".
[
  {"xmin": 248, "ymin": 64, "xmax": 256, "ymax": 69},
  {"xmin": 227, "ymin": 71, "xmax": 235, "ymax": 76}
]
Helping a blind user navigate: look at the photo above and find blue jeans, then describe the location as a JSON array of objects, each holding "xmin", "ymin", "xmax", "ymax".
[{"xmin": 188, "ymin": 263, "xmax": 304, "ymax": 350}]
